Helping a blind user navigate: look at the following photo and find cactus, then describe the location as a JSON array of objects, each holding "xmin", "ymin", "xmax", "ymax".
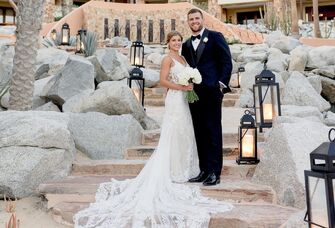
[{"xmin": 83, "ymin": 31, "xmax": 99, "ymax": 57}]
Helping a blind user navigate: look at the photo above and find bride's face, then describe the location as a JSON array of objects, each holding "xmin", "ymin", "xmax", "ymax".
[{"xmin": 169, "ymin": 35, "xmax": 182, "ymax": 52}]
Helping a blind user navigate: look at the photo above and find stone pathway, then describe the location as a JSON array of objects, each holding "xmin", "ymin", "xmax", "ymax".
[{"xmin": 38, "ymin": 86, "xmax": 298, "ymax": 227}]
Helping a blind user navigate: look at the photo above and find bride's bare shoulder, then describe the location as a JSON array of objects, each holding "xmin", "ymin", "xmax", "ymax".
[{"xmin": 161, "ymin": 55, "xmax": 173, "ymax": 67}]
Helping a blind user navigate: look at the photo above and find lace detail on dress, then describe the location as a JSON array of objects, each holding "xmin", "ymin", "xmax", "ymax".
[{"xmin": 74, "ymin": 57, "xmax": 233, "ymax": 228}]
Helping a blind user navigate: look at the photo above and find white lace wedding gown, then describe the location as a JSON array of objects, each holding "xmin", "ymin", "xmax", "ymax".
[{"xmin": 74, "ymin": 58, "xmax": 233, "ymax": 228}]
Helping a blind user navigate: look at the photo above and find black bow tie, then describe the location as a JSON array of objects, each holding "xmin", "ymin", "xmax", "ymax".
[{"xmin": 191, "ymin": 34, "xmax": 201, "ymax": 41}]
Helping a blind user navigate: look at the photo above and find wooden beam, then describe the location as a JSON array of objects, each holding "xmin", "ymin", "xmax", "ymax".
[{"xmin": 9, "ymin": 0, "xmax": 18, "ymax": 13}]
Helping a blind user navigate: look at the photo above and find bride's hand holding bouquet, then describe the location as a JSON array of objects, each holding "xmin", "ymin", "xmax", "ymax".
[{"xmin": 177, "ymin": 67, "xmax": 202, "ymax": 103}]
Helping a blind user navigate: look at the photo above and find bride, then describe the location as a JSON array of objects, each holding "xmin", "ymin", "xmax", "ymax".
[{"xmin": 74, "ymin": 31, "xmax": 233, "ymax": 228}]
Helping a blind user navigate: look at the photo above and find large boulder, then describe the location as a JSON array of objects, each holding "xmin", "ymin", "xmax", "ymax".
[
  {"xmin": 312, "ymin": 65, "xmax": 335, "ymax": 79},
  {"xmin": 0, "ymin": 111, "xmax": 75, "ymax": 198},
  {"xmin": 63, "ymin": 81, "xmax": 159, "ymax": 130},
  {"xmin": 252, "ymin": 117, "xmax": 331, "ymax": 208},
  {"xmin": 1, "ymin": 76, "xmax": 54, "ymax": 109},
  {"xmin": 320, "ymin": 76, "xmax": 335, "ymax": 104},
  {"xmin": 270, "ymin": 36, "xmax": 301, "ymax": 54},
  {"xmin": 306, "ymin": 46, "xmax": 335, "ymax": 69},
  {"xmin": 141, "ymin": 68, "xmax": 160, "ymax": 87},
  {"xmin": 236, "ymin": 44, "xmax": 268, "ymax": 63},
  {"xmin": 282, "ymin": 72, "xmax": 330, "ymax": 112},
  {"xmin": 0, "ymin": 45, "xmax": 15, "ymax": 91},
  {"xmin": 266, "ymin": 48, "xmax": 289, "ymax": 72},
  {"xmin": 94, "ymin": 48, "xmax": 130, "ymax": 82},
  {"xmin": 288, "ymin": 46, "xmax": 308, "ymax": 72},
  {"xmin": 43, "ymin": 55, "xmax": 95, "ymax": 106},
  {"xmin": 68, "ymin": 113, "xmax": 142, "ymax": 159},
  {"xmin": 35, "ymin": 48, "xmax": 70, "ymax": 79}
]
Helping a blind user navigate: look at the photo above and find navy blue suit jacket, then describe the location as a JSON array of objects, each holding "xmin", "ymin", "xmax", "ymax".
[{"xmin": 182, "ymin": 29, "xmax": 232, "ymax": 91}]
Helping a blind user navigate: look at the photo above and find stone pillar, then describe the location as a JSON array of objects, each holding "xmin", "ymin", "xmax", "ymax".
[
  {"xmin": 208, "ymin": 0, "xmax": 222, "ymax": 21},
  {"xmin": 43, "ymin": 0, "xmax": 55, "ymax": 23},
  {"xmin": 61, "ymin": 0, "xmax": 73, "ymax": 16}
]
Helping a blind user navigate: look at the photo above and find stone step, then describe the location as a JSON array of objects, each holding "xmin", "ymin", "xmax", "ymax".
[
  {"xmin": 71, "ymin": 159, "xmax": 256, "ymax": 179},
  {"xmin": 142, "ymin": 129, "xmax": 239, "ymax": 146},
  {"xmin": 125, "ymin": 144, "xmax": 239, "ymax": 160},
  {"xmin": 50, "ymin": 202, "xmax": 297, "ymax": 227},
  {"xmin": 144, "ymin": 93, "xmax": 165, "ymax": 99},
  {"xmin": 144, "ymin": 86, "xmax": 167, "ymax": 95},
  {"xmin": 224, "ymin": 93, "xmax": 240, "ymax": 100},
  {"xmin": 144, "ymin": 98, "xmax": 165, "ymax": 106},
  {"xmin": 39, "ymin": 176, "xmax": 275, "ymax": 208},
  {"xmin": 222, "ymin": 98, "xmax": 237, "ymax": 107}
]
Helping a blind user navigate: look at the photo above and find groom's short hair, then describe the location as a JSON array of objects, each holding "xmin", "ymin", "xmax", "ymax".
[{"xmin": 187, "ymin": 8, "xmax": 203, "ymax": 18}]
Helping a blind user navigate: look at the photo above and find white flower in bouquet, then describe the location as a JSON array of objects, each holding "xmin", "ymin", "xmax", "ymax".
[{"xmin": 177, "ymin": 67, "xmax": 202, "ymax": 103}]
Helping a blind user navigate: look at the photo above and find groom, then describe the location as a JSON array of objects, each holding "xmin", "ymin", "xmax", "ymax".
[{"xmin": 182, "ymin": 8, "xmax": 232, "ymax": 186}]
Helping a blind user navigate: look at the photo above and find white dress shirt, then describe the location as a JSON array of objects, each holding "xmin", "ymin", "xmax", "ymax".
[{"xmin": 191, "ymin": 27, "xmax": 205, "ymax": 51}]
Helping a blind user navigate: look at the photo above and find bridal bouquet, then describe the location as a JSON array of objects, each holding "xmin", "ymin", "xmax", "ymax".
[{"xmin": 177, "ymin": 67, "xmax": 202, "ymax": 103}]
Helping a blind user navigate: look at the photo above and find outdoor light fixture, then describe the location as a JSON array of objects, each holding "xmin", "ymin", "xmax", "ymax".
[
  {"xmin": 253, "ymin": 60, "xmax": 281, "ymax": 132},
  {"xmin": 61, "ymin": 23, "xmax": 70, "ymax": 45},
  {"xmin": 128, "ymin": 68, "xmax": 145, "ymax": 107},
  {"xmin": 304, "ymin": 128, "xmax": 335, "ymax": 228},
  {"xmin": 76, "ymin": 29, "xmax": 87, "ymax": 54},
  {"xmin": 237, "ymin": 66, "xmax": 245, "ymax": 88},
  {"xmin": 129, "ymin": 40, "xmax": 145, "ymax": 107},
  {"xmin": 236, "ymin": 110, "xmax": 259, "ymax": 165},
  {"xmin": 51, "ymin": 29, "xmax": 57, "ymax": 41},
  {"xmin": 130, "ymin": 40, "xmax": 144, "ymax": 68}
]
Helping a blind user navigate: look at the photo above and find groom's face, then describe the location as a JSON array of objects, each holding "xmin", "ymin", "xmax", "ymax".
[{"xmin": 187, "ymin": 12, "xmax": 204, "ymax": 33}]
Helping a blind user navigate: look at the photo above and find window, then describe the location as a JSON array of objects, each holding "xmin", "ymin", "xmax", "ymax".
[{"xmin": 0, "ymin": 8, "xmax": 15, "ymax": 25}]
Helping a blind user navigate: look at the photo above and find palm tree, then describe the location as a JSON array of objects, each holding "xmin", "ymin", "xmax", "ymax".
[
  {"xmin": 290, "ymin": 0, "xmax": 299, "ymax": 37},
  {"xmin": 312, "ymin": 0, "xmax": 321, "ymax": 38},
  {"xmin": 8, "ymin": 0, "xmax": 45, "ymax": 110}
]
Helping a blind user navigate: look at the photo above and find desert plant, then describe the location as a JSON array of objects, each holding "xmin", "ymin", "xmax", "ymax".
[
  {"xmin": 264, "ymin": 2, "xmax": 278, "ymax": 31},
  {"xmin": 83, "ymin": 31, "xmax": 98, "ymax": 57},
  {"xmin": 69, "ymin": 36, "xmax": 77, "ymax": 46},
  {"xmin": 41, "ymin": 37, "xmax": 56, "ymax": 48},
  {"xmin": 279, "ymin": 0, "xmax": 292, "ymax": 36}
]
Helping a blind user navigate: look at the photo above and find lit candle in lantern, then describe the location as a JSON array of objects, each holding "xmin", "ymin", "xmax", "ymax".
[
  {"xmin": 135, "ymin": 57, "xmax": 140, "ymax": 66},
  {"xmin": 242, "ymin": 134, "xmax": 254, "ymax": 157},
  {"xmin": 263, "ymin": 103, "xmax": 273, "ymax": 121},
  {"xmin": 63, "ymin": 35, "xmax": 68, "ymax": 44}
]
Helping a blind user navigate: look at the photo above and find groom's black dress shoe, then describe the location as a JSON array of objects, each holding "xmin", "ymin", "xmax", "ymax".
[
  {"xmin": 189, "ymin": 171, "xmax": 207, "ymax": 182},
  {"xmin": 202, "ymin": 173, "xmax": 220, "ymax": 186}
]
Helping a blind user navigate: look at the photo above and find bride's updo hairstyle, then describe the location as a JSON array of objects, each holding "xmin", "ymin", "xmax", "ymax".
[{"xmin": 166, "ymin": 31, "xmax": 183, "ymax": 49}]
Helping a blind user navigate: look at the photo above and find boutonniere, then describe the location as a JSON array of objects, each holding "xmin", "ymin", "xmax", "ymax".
[{"xmin": 203, "ymin": 37, "xmax": 208, "ymax": 43}]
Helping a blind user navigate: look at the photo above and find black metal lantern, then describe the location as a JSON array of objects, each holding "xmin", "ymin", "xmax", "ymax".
[
  {"xmin": 128, "ymin": 68, "xmax": 145, "ymax": 107},
  {"xmin": 236, "ymin": 110, "xmax": 259, "ymax": 165},
  {"xmin": 76, "ymin": 29, "xmax": 87, "ymax": 54},
  {"xmin": 304, "ymin": 128, "xmax": 335, "ymax": 228},
  {"xmin": 130, "ymin": 41, "xmax": 144, "ymax": 67},
  {"xmin": 51, "ymin": 29, "xmax": 57, "ymax": 41},
  {"xmin": 253, "ymin": 61, "xmax": 281, "ymax": 132},
  {"xmin": 61, "ymin": 23, "xmax": 70, "ymax": 45},
  {"xmin": 237, "ymin": 66, "xmax": 245, "ymax": 88}
]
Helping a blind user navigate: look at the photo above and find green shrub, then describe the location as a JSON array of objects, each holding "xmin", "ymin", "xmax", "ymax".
[{"xmin": 83, "ymin": 31, "xmax": 99, "ymax": 57}]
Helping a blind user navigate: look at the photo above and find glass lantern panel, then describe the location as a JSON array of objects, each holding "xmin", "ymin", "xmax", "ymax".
[
  {"xmin": 131, "ymin": 80, "xmax": 144, "ymax": 104},
  {"xmin": 134, "ymin": 47, "xmax": 143, "ymax": 66},
  {"xmin": 241, "ymin": 128, "xmax": 256, "ymax": 158},
  {"xmin": 308, "ymin": 176, "xmax": 328, "ymax": 227},
  {"xmin": 255, "ymin": 84, "xmax": 279, "ymax": 124},
  {"xmin": 130, "ymin": 47, "xmax": 135, "ymax": 66},
  {"xmin": 62, "ymin": 29, "xmax": 69, "ymax": 44},
  {"xmin": 254, "ymin": 85, "xmax": 261, "ymax": 125}
]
